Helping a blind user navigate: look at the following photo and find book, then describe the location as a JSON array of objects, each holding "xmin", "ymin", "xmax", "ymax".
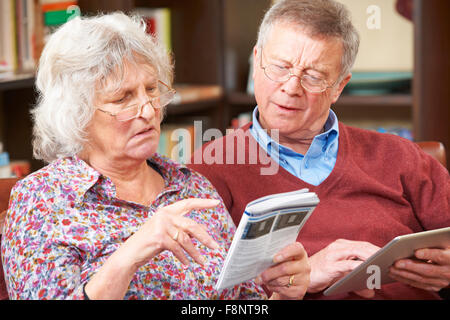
[
  {"xmin": 41, "ymin": 0, "xmax": 80, "ymax": 44},
  {"xmin": 157, "ymin": 123, "xmax": 199, "ymax": 164},
  {"xmin": 0, "ymin": 0, "xmax": 70, "ymax": 76},
  {"xmin": 40, "ymin": 0, "xmax": 78, "ymax": 12},
  {"xmin": 172, "ymin": 84, "xmax": 223, "ymax": 105},
  {"xmin": 15, "ymin": 0, "xmax": 36, "ymax": 72},
  {"xmin": 0, "ymin": 0, "xmax": 18, "ymax": 74},
  {"xmin": 132, "ymin": 7, "xmax": 172, "ymax": 54},
  {"xmin": 215, "ymin": 188, "xmax": 319, "ymax": 290}
]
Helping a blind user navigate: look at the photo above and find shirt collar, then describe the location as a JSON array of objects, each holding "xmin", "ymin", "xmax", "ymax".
[
  {"xmin": 58, "ymin": 154, "xmax": 192, "ymax": 201},
  {"xmin": 250, "ymin": 106, "xmax": 339, "ymax": 156}
]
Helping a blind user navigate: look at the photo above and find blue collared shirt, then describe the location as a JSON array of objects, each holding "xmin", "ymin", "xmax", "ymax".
[{"xmin": 249, "ymin": 107, "xmax": 339, "ymax": 186}]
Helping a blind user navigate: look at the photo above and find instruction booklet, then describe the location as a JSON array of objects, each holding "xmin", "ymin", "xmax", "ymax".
[{"xmin": 215, "ymin": 188, "xmax": 319, "ymax": 290}]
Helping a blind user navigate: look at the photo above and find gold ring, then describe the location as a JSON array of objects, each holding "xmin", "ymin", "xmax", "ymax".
[
  {"xmin": 287, "ymin": 275, "xmax": 295, "ymax": 288},
  {"xmin": 173, "ymin": 229, "xmax": 179, "ymax": 241}
]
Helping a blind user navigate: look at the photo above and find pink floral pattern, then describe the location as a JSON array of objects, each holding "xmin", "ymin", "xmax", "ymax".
[{"xmin": 1, "ymin": 154, "xmax": 266, "ymax": 300}]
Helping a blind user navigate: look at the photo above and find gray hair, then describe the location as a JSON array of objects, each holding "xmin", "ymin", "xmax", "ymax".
[
  {"xmin": 32, "ymin": 12, "xmax": 174, "ymax": 163},
  {"xmin": 256, "ymin": 0, "xmax": 359, "ymax": 82}
]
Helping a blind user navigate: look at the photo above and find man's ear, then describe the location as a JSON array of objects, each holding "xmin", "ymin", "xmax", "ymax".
[
  {"xmin": 252, "ymin": 45, "xmax": 259, "ymax": 80},
  {"xmin": 331, "ymin": 73, "xmax": 352, "ymax": 104}
]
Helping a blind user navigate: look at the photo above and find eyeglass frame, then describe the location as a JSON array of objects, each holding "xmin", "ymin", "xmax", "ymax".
[
  {"xmin": 96, "ymin": 80, "xmax": 176, "ymax": 121},
  {"xmin": 259, "ymin": 49, "xmax": 339, "ymax": 93}
]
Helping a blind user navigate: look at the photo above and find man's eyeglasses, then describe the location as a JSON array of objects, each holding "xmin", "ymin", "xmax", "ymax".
[
  {"xmin": 96, "ymin": 80, "xmax": 176, "ymax": 121},
  {"xmin": 259, "ymin": 50, "xmax": 337, "ymax": 93}
]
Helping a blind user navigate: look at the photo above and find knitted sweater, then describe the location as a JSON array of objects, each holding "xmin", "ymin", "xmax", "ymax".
[{"xmin": 189, "ymin": 122, "xmax": 450, "ymax": 300}]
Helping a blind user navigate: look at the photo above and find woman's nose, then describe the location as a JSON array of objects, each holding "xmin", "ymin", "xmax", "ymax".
[{"xmin": 139, "ymin": 100, "xmax": 156, "ymax": 120}]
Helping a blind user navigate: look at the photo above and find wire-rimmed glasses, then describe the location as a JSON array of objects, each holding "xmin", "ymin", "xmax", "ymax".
[
  {"xmin": 96, "ymin": 80, "xmax": 176, "ymax": 121},
  {"xmin": 259, "ymin": 50, "xmax": 337, "ymax": 93}
]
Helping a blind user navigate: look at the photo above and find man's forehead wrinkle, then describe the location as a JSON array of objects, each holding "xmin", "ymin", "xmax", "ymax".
[{"xmin": 266, "ymin": 39, "xmax": 332, "ymax": 76}]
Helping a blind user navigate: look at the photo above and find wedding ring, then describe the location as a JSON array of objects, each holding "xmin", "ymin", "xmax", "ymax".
[
  {"xmin": 287, "ymin": 275, "xmax": 295, "ymax": 288},
  {"xmin": 172, "ymin": 229, "xmax": 180, "ymax": 241}
]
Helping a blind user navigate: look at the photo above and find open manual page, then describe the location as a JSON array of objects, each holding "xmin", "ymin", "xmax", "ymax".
[{"xmin": 215, "ymin": 188, "xmax": 319, "ymax": 291}]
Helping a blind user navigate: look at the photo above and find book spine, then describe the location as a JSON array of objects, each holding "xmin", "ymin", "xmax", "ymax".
[
  {"xmin": 10, "ymin": 0, "xmax": 18, "ymax": 72},
  {"xmin": 133, "ymin": 7, "xmax": 172, "ymax": 55},
  {"xmin": 172, "ymin": 85, "xmax": 223, "ymax": 105}
]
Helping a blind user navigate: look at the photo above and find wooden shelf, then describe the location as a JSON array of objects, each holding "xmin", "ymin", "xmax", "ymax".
[
  {"xmin": 335, "ymin": 94, "xmax": 412, "ymax": 108},
  {"xmin": 0, "ymin": 74, "xmax": 35, "ymax": 91},
  {"xmin": 0, "ymin": 76, "xmax": 223, "ymax": 114},
  {"xmin": 227, "ymin": 91, "xmax": 256, "ymax": 106},
  {"xmin": 166, "ymin": 98, "xmax": 222, "ymax": 116},
  {"xmin": 227, "ymin": 91, "xmax": 412, "ymax": 108}
]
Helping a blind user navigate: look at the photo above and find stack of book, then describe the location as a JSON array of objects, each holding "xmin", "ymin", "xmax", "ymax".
[
  {"xmin": 0, "ymin": 0, "xmax": 79, "ymax": 78},
  {"xmin": 132, "ymin": 7, "xmax": 172, "ymax": 54},
  {"xmin": 172, "ymin": 84, "xmax": 223, "ymax": 105},
  {"xmin": 1, "ymin": 0, "xmax": 38, "ymax": 76},
  {"xmin": 41, "ymin": 0, "xmax": 80, "ymax": 43}
]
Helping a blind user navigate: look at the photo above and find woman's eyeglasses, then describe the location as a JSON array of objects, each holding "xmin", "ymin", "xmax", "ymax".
[{"xmin": 96, "ymin": 80, "xmax": 176, "ymax": 121}]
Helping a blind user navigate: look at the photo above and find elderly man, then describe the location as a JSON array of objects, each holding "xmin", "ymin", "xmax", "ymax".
[{"xmin": 189, "ymin": 0, "xmax": 450, "ymax": 299}]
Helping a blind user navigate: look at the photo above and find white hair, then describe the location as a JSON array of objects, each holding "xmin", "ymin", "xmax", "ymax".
[
  {"xmin": 32, "ymin": 12, "xmax": 174, "ymax": 163},
  {"xmin": 256, "ymin": 0, "xmax": 360, "ymax": 82}
]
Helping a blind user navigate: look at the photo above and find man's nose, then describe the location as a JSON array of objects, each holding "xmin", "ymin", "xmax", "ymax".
[{"xmin": 282, "ymin": 71, "xmax": 305, "ymax": 96}]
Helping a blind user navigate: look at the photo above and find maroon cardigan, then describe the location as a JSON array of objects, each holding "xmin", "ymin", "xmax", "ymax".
[{"xmin": 189, "ymin": 122, "xmax": 450, "ymax": 300}]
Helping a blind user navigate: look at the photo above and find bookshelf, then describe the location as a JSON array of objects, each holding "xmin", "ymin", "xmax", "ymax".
[
  {"xmin": 226, "ymin": 91, "xmax": 413, "ymax": 133},
  {"xmin": 0, "ymin": 0, "xmax": 228, "ymax": 171},
  {"xmin": 0, "ymin": 73, "xmax": 35, "ymax": 91},
  {"xmin": 0, "ymin": 0, "xmax": 448, "ymax": 171}
]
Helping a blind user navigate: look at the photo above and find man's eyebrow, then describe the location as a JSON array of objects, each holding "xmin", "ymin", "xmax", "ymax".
[
  {"xmin": 265, "ymin": 53, "xmax": 291, "ymax": 65},
  {"xmin": 266, "ymin": 53, "xmax": 329, "ymax": 76},
  {"xmin": 304, "ymin": 65, "xmax": 329, "ymax": 77}
]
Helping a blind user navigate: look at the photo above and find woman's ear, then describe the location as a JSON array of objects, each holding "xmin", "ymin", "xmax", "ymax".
[{"xmin": 331, "ymin": 73, "xmax": 352, "ymax": 104}]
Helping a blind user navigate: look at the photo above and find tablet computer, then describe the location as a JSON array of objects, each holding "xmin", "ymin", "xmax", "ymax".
[{"xmin": 323, "ymin": 227, "xmax": 450, "ymax": 296}]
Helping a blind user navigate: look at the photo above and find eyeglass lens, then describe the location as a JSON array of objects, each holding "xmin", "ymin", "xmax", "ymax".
[
  {"xmin": 264, "ymin": 65, "xmax": 327, "ymax": 93},
  {"xmin": 115, "ymin": 90, "xmax": 175, "ymax": 121}
]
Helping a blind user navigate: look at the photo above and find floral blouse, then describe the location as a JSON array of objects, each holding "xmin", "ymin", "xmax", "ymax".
[{"xmin": 1, "ymin": 154, "xmax": 266, "ymax": 300}]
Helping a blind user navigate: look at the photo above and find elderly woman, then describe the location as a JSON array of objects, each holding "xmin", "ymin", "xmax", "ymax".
[{"xmin": 1, "ymin": 13, "xmax": 309, "ymax": 300}]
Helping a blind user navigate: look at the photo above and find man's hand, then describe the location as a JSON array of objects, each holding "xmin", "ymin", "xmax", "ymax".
[
  {"xmin": 256, "ymin": 242, "xmax": 310, "ymax": 300},
  {"xmin": 389, "ymin": 247, "xmax": 450, "ymax": 292},
  {"xmin": 308, "ymin": 239, "xmax": 380, "ymax": 298}
]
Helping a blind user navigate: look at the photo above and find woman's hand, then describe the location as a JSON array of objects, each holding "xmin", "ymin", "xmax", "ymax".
[
  {"xmin": 389, "ymin": 247, "xmax": 450, "ymax": 292},
  {"xmin": 121, "ymin": 198, "xmax": 220, "ymax": 268},
  {"xmin": 256, "ymin": 242, "xmax": 311, "ymax": 300},
  {"xmin": 85, "ymin": 198, "xmax": 220, "ymax": 299}
]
